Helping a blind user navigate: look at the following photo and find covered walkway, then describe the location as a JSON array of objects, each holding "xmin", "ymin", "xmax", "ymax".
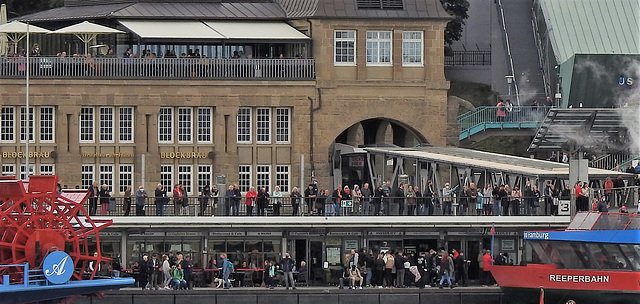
[{"xmin": 364, "ymin": 146, "xmax": 633, "ymax": 194}]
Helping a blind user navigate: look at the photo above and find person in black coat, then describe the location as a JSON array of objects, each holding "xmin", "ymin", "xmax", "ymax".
[
  {"xmin": 139, "ymin": 256, "xmax": 149, "ymax": 290},
  {"xmin": 394, "ymin": 184, "xmax": 405, "ymax": 216}
]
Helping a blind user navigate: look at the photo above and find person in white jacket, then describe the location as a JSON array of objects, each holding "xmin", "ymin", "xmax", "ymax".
[{"xmin": 162, "ymin": 254, "xmax": 172, "ymax": 289}]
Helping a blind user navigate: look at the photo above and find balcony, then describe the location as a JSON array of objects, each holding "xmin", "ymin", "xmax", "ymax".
[{"xmin": 0, "ymin": 57, "xmax": 316, "ymax": 80}]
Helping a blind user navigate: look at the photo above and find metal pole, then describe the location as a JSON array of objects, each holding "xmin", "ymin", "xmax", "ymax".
[{"xmin": 25, "ymin": 23, "xmax": 30, "ymax": 177}]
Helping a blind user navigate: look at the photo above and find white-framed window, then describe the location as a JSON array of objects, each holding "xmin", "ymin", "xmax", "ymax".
[
  {"xmin": 197, "ymin": 107, "xmax": 212, "ymax": 143},
  {"xmin": 158, "ymin": 107, "xmax": 173, "ymax": 143},
  {"xmin": 275, "ymin": 165, "xmax": 290, "ymax": 193},
  {"xmin": 275, "ymin": 108, "xmax": 291, "ymax": 144},
  {"xmin": 81, "ymin": 165, "xmax": 94, "ymax": 190},
  {"xmin": 39, "ymin": 164, "xmax": 54, "ymax": 175},
  {"xmin": 99, "ymin": 164, "xmax": 113, "ymax": 190},
  {"xmin": 119, "ymin": 107, "xmax": 134, "ymax": 143},
  {"xmin": 20, "ymin": 106, "xmax": 34, "ymax": 143},
  {"xmin": 20, "ymin": 164, "xmax": 34, "ymax": 180},
  {"xmin": 237, "ymin": 107, "xmax": 251, "ymax": 143},
  {"xmin": 334, "ymin": 30, "xmax": 356, "ymax": 65},
  {"xmin": 1, "ymin": 106, "xmax": 15, "ymax": 143},
  {"xmin": 38, "ymin": 107, "xmax": 55, "ymax": 143},
  {"xmin": 238, "ymin": 165, "xmax": 251, "ymax": 192},
  {"xmin": 178, "ymin": 165, "xmax": 192, "ymax": 194},
  {"xmin": 119, "ymin": 164, "xmax": 133, "ymax": 194},
  {"xmin": 79, "ymin": 107, "xmax": 94, "ymax": 143},
  {"xmin": 197, "ymin": 165, "xmax": 212, "ymax": 194},
  {"xmin": 366, "ymin": 31, "xmax": 392, "ymax": 65},
  {"xmin": 256, "ymin": 108, "xmax": 271, "ymax": 144},
  {"xmin": 402, "ymin": 31, "xmax": 423, "ymax": 66},
  {"xmin": 99, "ymin": 107, "xmax": 114, "ymax": 143},
  {"xmin": 256, "ymin": 165, "xmax": 270, "ymax": 192},
  {"xmin": 178, "ymin": 107, "xmax": 192, "ymax": 143},
  {"xmin": 2, "ymin": 164, "xmax": 15, "ymax": 177},
  {"xmin": 160, "ymin": 165, "xmax": 173, "ymax": 192}
]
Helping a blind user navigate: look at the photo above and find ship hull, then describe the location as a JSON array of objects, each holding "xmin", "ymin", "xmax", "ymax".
[{"xmin": 491, "ymin": 265, "xmax": 640, "ymax": 304}]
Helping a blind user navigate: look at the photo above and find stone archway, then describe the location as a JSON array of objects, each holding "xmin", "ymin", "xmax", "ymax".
[
  {"xmin": 334, "ymin": 118, "xmax": 427, "ymax": 148},
  {"xmin": 331, "ymin": 118, "xmax": 428, "ymax": 189}
]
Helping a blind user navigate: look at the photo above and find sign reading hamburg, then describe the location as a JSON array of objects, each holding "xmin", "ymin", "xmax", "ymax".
[{"xmin": 43, "ymin": 251, "xmax": 74, "ymax": 284}]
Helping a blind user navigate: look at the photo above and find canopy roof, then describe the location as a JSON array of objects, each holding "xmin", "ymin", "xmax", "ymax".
[
  {"xmin": 364, "ymin": 146, "xmax": 629, "ymax": 180},
  {"xmin": 537, "ymin": 0, "xmax": 640, "ymax": 64}
]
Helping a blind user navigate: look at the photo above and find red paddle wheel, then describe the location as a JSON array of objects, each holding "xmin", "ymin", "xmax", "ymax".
[{"xmin": 0, "ymin": 175, "xmax": 112, "ymax": 283}]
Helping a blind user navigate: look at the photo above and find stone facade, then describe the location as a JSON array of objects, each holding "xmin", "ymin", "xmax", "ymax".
[{"xmin": 0, "ymin": 17, "xmax": 453, "ymax": 194}]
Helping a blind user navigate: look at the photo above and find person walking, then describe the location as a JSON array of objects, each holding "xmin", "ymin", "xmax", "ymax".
[
  {"xmin": 221, "ymin": 253, "xmax": 233, "ymax": 289},
  {"xmin": 438, "ymin": 252, "xmax": 455, "ymax": 289},
  {"xmin": 280, "ymin": 253, "xmax": 296, "ymax": 290}
]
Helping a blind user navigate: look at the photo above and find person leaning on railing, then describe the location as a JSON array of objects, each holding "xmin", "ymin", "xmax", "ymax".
[{"xmin": 271, "ymin": 186, "xmax": 282, "ymax": 216}]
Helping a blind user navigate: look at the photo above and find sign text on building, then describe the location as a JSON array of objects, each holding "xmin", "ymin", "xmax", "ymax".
[{"xmin": 161, "ymin": 152, "xmax": 208, "ymax": 159}]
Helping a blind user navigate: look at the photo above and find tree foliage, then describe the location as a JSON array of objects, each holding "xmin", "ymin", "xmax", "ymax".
[
  {"xmin": 3, "ymin": 0, "xmax": 63, "ymax": 18},
  {"xmin": 440, "ymin": 0, "xmax": 470, "ymax": 45}
]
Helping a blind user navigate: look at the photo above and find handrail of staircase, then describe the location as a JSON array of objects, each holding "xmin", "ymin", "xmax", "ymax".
[
  {"xmin": 496, "ymin": 0, "xmax": 521, "ymax": 105},
  {"xmin": 530, "ymin": 6, "xmax": 551, "ymax": 98},
  {"xmin": 592, "ymin": 152, "xmax": 640, "ymax": 171},
  {"xmin": 458, "ymin": 106, "xmax": 551, "ymax": 138}
]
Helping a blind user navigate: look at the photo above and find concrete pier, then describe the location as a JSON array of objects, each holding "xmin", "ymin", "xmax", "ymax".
[{"xmin": 73, "ymin": 286, "xmax": 505, "ymax": 304}]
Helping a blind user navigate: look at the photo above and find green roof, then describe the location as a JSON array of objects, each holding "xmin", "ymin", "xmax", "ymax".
[{"xmin": 538, "ymin": 0, "xmax": 640, "ymax": 64}]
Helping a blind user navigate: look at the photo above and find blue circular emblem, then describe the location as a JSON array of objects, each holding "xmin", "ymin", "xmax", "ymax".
[{"xmin": 42, "ymin": 251, "xmax": 74, "ymax": 284}]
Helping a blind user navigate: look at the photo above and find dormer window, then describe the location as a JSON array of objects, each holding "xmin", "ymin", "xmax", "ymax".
[{"xmin": 356, "ymin": 0, "xmax": 404, "ymax": 10}]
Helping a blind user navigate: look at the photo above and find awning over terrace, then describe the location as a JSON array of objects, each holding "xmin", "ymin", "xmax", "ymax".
[
  {"xmin": 118, "ymin": 20, "xmax": 225, "ymax": 40},
  {"xmin": 202, "ymin": 21, "xmax": 310, "ymax": 41},
  {"xmin": 118, "ymin": 20, "xmax": 309, "ymax": 41}
]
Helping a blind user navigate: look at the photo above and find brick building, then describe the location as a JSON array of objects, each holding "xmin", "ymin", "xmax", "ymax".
[{"xmin": 1, "ymin": 0, "xmax": 457, "ymax": 196}]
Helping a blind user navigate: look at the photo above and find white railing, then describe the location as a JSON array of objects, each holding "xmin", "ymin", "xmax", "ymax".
[{"xmin": 0, "ymin": 57, "xmax": 316, "ymax": 80}]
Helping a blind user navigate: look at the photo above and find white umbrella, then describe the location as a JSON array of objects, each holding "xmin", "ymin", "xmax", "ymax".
[
  {"xmin": 0, "ymin": 20, "xmax": 50, "ymax": 54},
  {"xmin": 49, "ymin": 21, "xmax": 123, "ymax": 55}
]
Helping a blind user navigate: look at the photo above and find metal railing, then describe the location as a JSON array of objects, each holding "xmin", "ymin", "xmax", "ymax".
[
  {"xmin": 458, "ymin": 105, "xmax": 550, "ymax": 140},
  {"xmin": 0, "ymin": 57, "xmax": 316, "ymax": 80},
  {"xmin": 87, "ymin": 194, "xmax": 560, "ymax": 217},
  {"xmin": 496, "ymin": 0, "xmax": 521, "ymax": 105},
  {"xmin": 444, "ymin": 50, "xmax": 492, "ymax": 66},
  {"xmin": 589, "ymin": 151, "xmax": 637, "ymax": 170},
  {"xmin": 0, "ymin": 263, "xmax": 48, "ymax": 286}
]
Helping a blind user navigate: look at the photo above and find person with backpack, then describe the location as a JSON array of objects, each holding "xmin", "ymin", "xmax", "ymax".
[{"xmin": 221, "ymin": 253, "xmax": 233, "ymax": 289}]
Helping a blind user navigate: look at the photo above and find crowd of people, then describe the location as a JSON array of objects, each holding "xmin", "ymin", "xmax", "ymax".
[
  {"xmin": 116, "ymin": 247, "xmax": 509, "ymax": 290},
  {"xmin": 78, "ymin": 173, "xmax": 639, "ymax": 217}
]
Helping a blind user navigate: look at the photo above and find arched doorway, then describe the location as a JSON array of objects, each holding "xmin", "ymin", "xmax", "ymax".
[{"xmin": 331, "ymin": 118, "xmax": 427, "ymax": 189}]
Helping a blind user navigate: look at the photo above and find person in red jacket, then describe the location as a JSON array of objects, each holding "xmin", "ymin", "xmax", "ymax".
[
  {"xmin": 482, "ymin": 250, "xmax": 494, "ymax": 286},
  {"xmin": 245, "ymin": 186, "xmax": 257, "ymax": 216}
]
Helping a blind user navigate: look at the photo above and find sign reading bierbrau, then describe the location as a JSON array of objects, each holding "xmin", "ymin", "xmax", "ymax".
[{"xmin": 43, "ymin": 251, "xmax": 74, "ymax": 284}]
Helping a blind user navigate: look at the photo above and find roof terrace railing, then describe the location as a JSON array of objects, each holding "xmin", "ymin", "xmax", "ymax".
[{"xmin": 0, "ymin": 57, "xmax": 316, "ymax": 80}]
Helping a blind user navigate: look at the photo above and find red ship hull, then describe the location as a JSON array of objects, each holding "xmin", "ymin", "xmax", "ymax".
[{"xmin": 491, "ymin": 264, "xmax": 640, "ymax": 304}]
